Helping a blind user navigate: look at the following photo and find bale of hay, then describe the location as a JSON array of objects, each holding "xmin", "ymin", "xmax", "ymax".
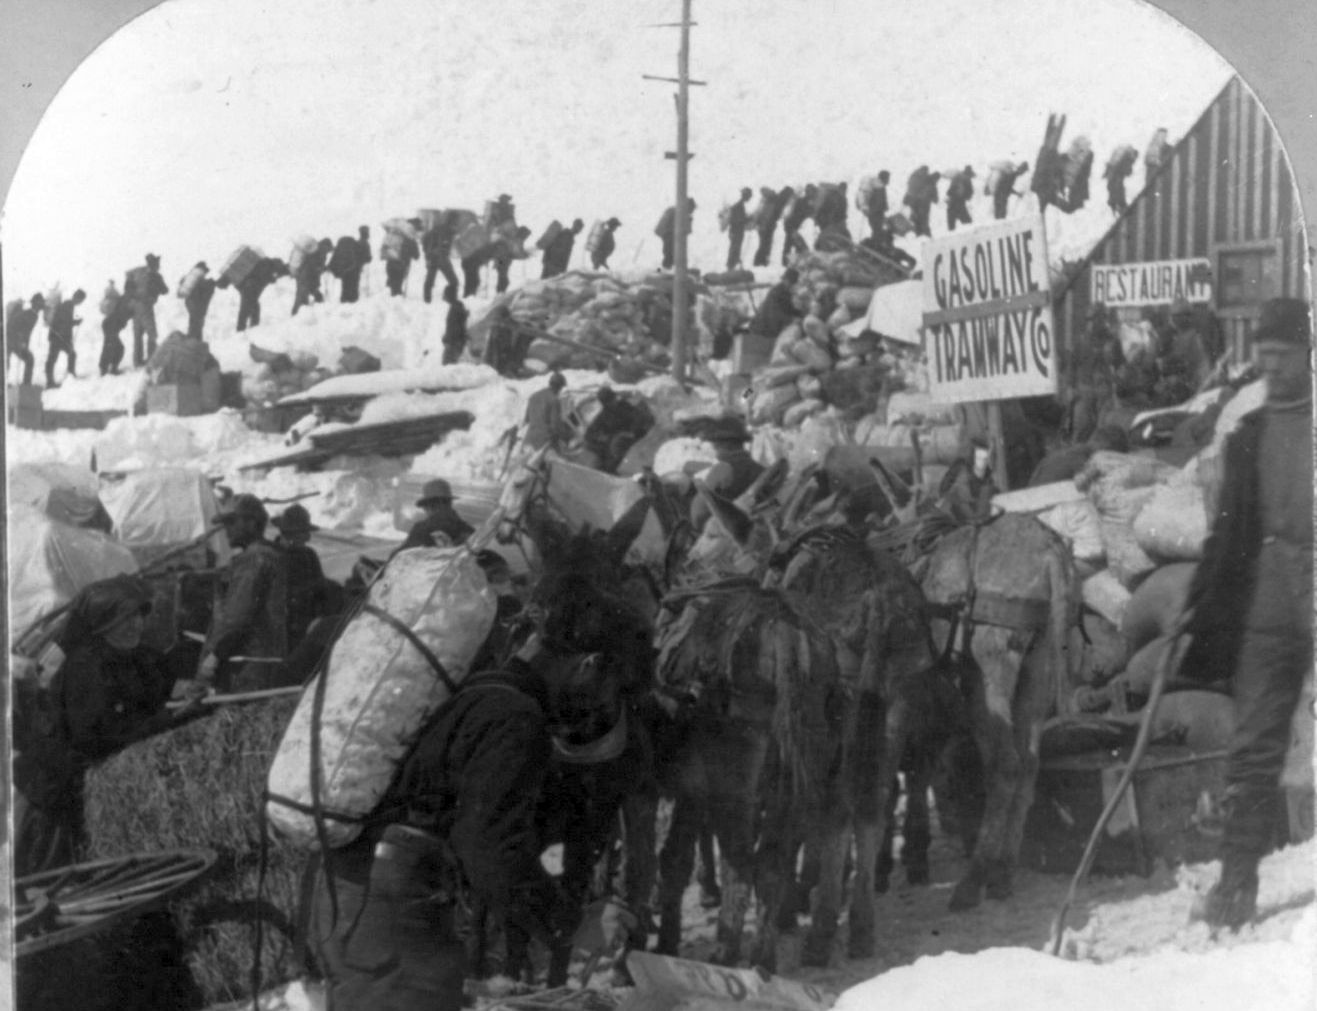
[{"xmin": 83, "ymin": 697, "xmax": 305, "ymax": 1008}]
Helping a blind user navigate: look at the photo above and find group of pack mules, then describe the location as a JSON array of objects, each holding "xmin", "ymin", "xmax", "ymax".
[{"xmin": 473, "ymin": 443, "xmax": 1078, "ymax": 980}]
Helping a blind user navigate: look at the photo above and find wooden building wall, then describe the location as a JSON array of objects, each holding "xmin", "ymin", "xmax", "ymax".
[{"xmin": 1054, "ymin": 75, "xmax": 1310, "ymax": 367}]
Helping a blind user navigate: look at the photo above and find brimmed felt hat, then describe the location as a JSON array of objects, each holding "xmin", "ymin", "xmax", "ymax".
[
  {"xmin": 1251, "ymin": 297, "xmax": 1311, "ymax": 348},
  {"xmin": 417, "ymin": 478, "xmax": 455, "ymax": 508},
  {"xmin": 213, "ymin": 492, "xmax": 268, "ymax": 526},
  {"xmin": 606, "ymin": 217, "xmax": 621, "ymax": 228},
  {"xmin": 273, "ymin": 503, "xmax": 319, "ymax": 534}
]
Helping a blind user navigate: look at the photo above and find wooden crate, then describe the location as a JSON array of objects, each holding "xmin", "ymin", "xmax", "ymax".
[
  {"xmin": 731, "ymin": 333, "xmax": 774, "ymax": 375},
  {"xmin": 1020, "ymin": 745, "xmax": 1227, "ymax": 876},
  {"xmin": 147, "ymin": 383, "xmax": 204, "ymax": 417},
  {"xmin": 42, "ymin": 409, "xmax": 123, "ymax": 431}
]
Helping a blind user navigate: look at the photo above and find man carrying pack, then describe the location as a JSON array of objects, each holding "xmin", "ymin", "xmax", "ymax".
[
  {"xmin": 524, "ymin": 372, "xmax": 573, "ymax": 453},
  {"xmin": 45, "ymin": 288, "xmax": 85, "ymax": 387},
  {"xmin": 422, "ymin": 217, "xmax": 460, "ymax": 303},
  {"xmin": 125, "ymin": 253, "xmax": 169, "ymax": 367},
  {"xmin": 308, "ymin": 637, "xmax": 598, "ymax": 1011},
  {"xmin": 589, "ymin": 218, "xmax": 622, "ymax": 271},
  {"xmin": 724, "ymin": 188, "xmax": 752, "ymax": 271},
  {"xmin": 689, "ymin": 417, "xmax": 764, "ymax": 534},
  {"xmin": 541, "ymin": 219, "xmax": 584, "ymax": 280},
  {"xmin": 7, "ymin": 292, "xmax": 44, "ymax": 386}
]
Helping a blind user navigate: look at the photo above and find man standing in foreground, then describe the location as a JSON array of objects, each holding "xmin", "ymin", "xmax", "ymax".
[
  {"xmin": 1183, "ymin": 297, "xmax": 1313, "ymax": 932},
  {"xmin": 193, "ymin": 494, "xmax": 288, "ymax": 694},
  {"xmin": 524, "ymin": 371, "xmax": 572, "ymax": 453},
  {"xmin": 397, "ymin": 479, "xmax": 474, "ymax": 553}
]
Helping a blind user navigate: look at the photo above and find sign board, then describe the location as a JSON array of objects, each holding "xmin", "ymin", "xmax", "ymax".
[
  {"xmin": 921, "ymin": 213, "xmax": 1056, "ymax": 404},
  {"xmin": 621, "ymin": 953, "xmax": 836, "ymax": 1011},
  {"xmin": 1089, "ymin": 257, "xmax": 1212, "ymax": 308}
]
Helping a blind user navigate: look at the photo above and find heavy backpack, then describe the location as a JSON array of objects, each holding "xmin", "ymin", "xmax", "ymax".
[
  {"xmin": 535, "ymin": 220, "xmax": 564, "ymax": 251},
  {"xmin": 178, "ymin": 266, "xmax": 206, "ymax": 300},
  {"xmin": 585, "ymin": 220, "xmax": 607, "ymax": 255},
  {"xmin": 381, "ymin": 229, "xmax": 409, "ymax": 263},
  {"xmin": 717, "ymin": 205, "xmax": 733, "ymax": 233},
  {"xmin": 5, "ymin": 298, "xmax": 24, "ymax": 337}
]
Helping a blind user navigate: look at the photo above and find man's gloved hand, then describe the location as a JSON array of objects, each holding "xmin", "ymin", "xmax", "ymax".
[{"xmin": 572, "ymin": 897, "xmax": 640, "ymax": 955}]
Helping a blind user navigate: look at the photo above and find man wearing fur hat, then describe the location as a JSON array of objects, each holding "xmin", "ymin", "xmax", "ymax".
[{"xmin": 1181, "ymin": 297, "xmax": 1313, "ymax": 932}]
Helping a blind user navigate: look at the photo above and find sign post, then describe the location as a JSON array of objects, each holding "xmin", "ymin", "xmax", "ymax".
[{"xmin": 920, "ymin": 212, "xmax": 1057, "ymax": 489}]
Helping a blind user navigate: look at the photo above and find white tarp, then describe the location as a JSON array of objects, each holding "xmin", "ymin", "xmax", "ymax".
[
  {"xmin": 278, "ymin": 363, "xmax": 499, "ymax": 405},
  {"xmin": 98, "ymin": 467, "xmax": 228, "ymax": 559},
  {"xmin": 9, "ymin": 462, "xmax": 105, "ymax": 527},
  {"xmin": 8, "ymin": 503, "xmax": 140, "ymax": 639},
  {"xmin": 921, "ymin": 213, "xmax": 1057, "ymax": 404},
  {"xmin": 842, "ymin": 279, "xmax": 924, "ymax": 345}
]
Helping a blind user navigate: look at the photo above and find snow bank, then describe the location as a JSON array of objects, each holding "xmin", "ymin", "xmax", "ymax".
[{"xmin": 283, "ymin": 362, "xmax": 499, "ymax": 404}]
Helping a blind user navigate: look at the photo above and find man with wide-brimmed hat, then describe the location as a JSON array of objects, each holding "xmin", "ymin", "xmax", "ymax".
[
  {"xmin": 272, "ymin": 503, "xmax": 329, "ymax": 650},
  {"xmin": 193, "ymin": 493, "xmax": 288, "ymax": 694},
  {"xmin": 689, "ymin": 415, "xmax": 764, "ymax": 533},
  {"xmin": 1181, "ymin": 297, "xmax": 1313, "ymax": 932},
  {"xmin": 397, "ymin": 478, "xmax": 475, "ymax": 554}
]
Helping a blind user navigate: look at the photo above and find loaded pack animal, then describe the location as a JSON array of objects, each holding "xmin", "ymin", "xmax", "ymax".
[
  {"xmin": 482, "ymin": 449, "xmax": 675, "ymax": 983},
  {"xmin": 864, "ymin": 458, "xmax": 1080, "ymax": 910},
  {"xmin": 653, "ymin": 468, "xmax": 972, "ymax": 968}
]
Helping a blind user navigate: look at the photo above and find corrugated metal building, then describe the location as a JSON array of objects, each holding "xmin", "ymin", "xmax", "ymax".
[{"xmin": 1053, "ymin": 75, "xmax": 1310, "ymax": 364}]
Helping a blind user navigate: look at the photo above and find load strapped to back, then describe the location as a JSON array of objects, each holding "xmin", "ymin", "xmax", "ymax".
[
  {"xmin": 99, "ymin": 281, "xmax": 122, "ymax": 317},
  {"xmin": 265, "ymin": 546, "xmax": 498, "ymax": 848},
  {"xmin": 221, "ymin": 245, "xmax": 264, "ymax": 287},
  {"xmin": 585, "ymin": 219, "xmax": 608, "ymax": 255},
  {"xmin": 536, "ymin": 219, "xmax": 564, "ymax": 251},
  {"xmin": 288, "ymin": 234, "xmax": 320, "ymax": 277},
  {"xmin": 381, "ymin": 218, "xmax": 419, "ymax": 263},
  {"xmin": 1105, "ymin": 144, "xmax": 1139, "ymax": 180},
  {"xmin": 327, "ymin": 236, "xmax": 360, "ymax": 278},
  {"xmin": 984, "ymin": 159, "xmax": 1016, "ymax": 197},
  {"xmin": 177, "ymin": 264, "xmax": 208, "ymax": 300}
]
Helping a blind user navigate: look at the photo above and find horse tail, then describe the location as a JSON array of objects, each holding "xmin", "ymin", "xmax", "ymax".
[{"xmin": 764, "ymin": 594, "xmax": 830, "ymax": 812}]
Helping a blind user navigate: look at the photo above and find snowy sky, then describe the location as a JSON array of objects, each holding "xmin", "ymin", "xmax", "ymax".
[{"xmin": 0, "ymin": 0, "xmax": 1232, "ymax": 297}]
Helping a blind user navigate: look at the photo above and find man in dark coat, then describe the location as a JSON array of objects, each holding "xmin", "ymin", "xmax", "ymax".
[
  {"xmin": 423, "ymin": 218, "xmax": 460, "ymax": 303},
  {"xmin": 780, "ymin": 185, "xmax": 816, "ymax": 265},
  {"xmin": 542, "ymin": 219, "xmax": 584, "ymax": 279},
  {"xmin": 99, "ymin": 291, "xmax": 133, "ymax": 376},
  {"xmin": 1182, "ymin": 298, "xmax": 1313, "ymax": 933},
  {"xmin": 689, "ymin": 417, "xmax": 765, "ymax": 533},
  {"xmin": 125, "ymin": 253, "xmax": 169, "ymax": 366},
  {"xmin": 184, "ymin": 266, "xmax": 217, "ymax": 340},
  {"xmin": 725, "ymin": 188, "xmax": 752, "ymax": 270},
  {"xmin": 147, "ymin": 328, "xmax": 218, "ymax": 387},
  {"xmin": 904, "ymin": 168, "xmax": 940, "ymax": 239},
  {"xmin": 45, "ymin": 288, "xmax": 85, "ymax": 387},
  {"xmin": 937, "ymin": 439, "xmax": 999, "ymax": 524},
  {"xmin": 234, "ymin": 257, "xmax": 287, "ymax": 331},
  {"xmin": 271, "ymin": 503, "xmax": 327, "ymax": 650},
  {"xmin": 589, "ymin": 218, "xmax": 621, "ymax": 271},
  {"xmin": 13, "ymin": 575, "xmax": 181, "ymax": 875},
  {"xmin": 398, "ymin": 479, "xmax": 475, "ymax": 553},
  {"xmin": 656, "ymin": 198, "xmax": 696, "ymax": 271},
  {"xmin": 748, "ymin": 267, "xmax": 800, "ymax": 340},
  {"xmin": 483, "ymin": 304, "xmax": 530, "ymax": 378},
  {"xmin": 7, "ymin": 293, "xmax": 42, "ymax": 385},
  {"xmin": 461, "ymin": 230, "xmax": 527, "ymax": 298},
  {"xmin": 524, "ymin": 372, "xmax": 572, "ymax": 452},
  {"xmin": 350, "ymin": 225, "xmax": 373, "ymax": 301},
  {"xmin": 441, "ymin": 284, "xmax": 468, "ymax": 365},
  {"xmin": 859, "ymin": 171, "xmax": 890, "ymax": 239},
  {"xmin": 328, "ymin": 232, "xmax": 367, "ymax": 304},
  {"xmin": 752, "ymin": 187, "xmax": 786, "ymax": 268},
  {"xmin": 383, "ymin": 227, "xmax": 421, "ymax": 298},
  {"xmin": 813, "ymin": 182, "xmax": 850, "ymax": 244},
  {"xmin": 308, "ymin": 638, "xmax": 583, "ymax": 1011},
  {"xmin": 193, "ymin": 494, "xmax": 288, "ymax": 694},
  {"xmin": 582, "ymin": 387, "xmax": 651, "ymax": 474},
  {"xmin": 991, "ymin": 161, "xmax": 1029, "ymax": 220},
  {"xmin": 293, "ymin": 240, "xmax": 332, "ymax": 314},
  {"xmin": 945, "ymin": 166, "xmax": 975, "ymax": 232}
]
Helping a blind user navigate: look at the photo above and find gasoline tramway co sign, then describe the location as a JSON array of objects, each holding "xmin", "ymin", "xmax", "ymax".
[{"xmin": 921, "ymin": 213, "xmax": 1056, "ymax": 404}]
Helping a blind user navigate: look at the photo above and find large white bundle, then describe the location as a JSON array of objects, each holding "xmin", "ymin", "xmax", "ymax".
[
  {"xmin": 266, "ymin": 547, "xmax": 496, "ymax": 848},
  {"xmin": 1039, "ymin": 499, "xmax": 1105, "ymax": 564},
  {"xmin": 1082, "ymin": 569, "xmax": 1132, "ymax": 628},
  {"xmin": 1099, "ymin": 519, "xmax": 1158, "ymax": 587},
  {"xmin": 992, "ymin": 481, "xmax": 1085, "ymax": 514},
  {"xmin": 885, "ymin": 389, "xmax": 958, "ymax": 426},
  {"xmin": 1132, "ymin": 481, "xmax": 1208, "ymax": 560}
]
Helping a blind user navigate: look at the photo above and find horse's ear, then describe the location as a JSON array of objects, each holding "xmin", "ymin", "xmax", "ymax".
[
  {"xmin": 696, "ymin": 481, "xmax": 753, "ymax": 546},
  {"xmin": 604, "ymin": 497, "xmax": 651, "ymax": 566}
]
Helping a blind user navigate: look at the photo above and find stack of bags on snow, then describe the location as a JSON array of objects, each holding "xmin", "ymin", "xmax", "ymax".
[
  {"xmin": 1009, "ymin": 389, "xmax": 1267, "ymax": 726},
  {"xmin": 240, "ymin": 348, "xmax": 333, "ymax": 408},
  {"xmin": 739, "ymin": 250, "xmax": 911, "ymax": 427}
]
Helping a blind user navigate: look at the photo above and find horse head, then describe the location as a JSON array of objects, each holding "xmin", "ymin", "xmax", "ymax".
[{"xmin": 493, "ymin": 445, "xmax": 552, "ymax": 544}]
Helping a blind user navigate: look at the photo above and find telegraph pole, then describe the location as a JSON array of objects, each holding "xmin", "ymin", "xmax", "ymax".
[
  {"xmin": 671, "ymin": 0, "xmax": 693, "ymax": 382},
  {"xmin": 643, "ymin": 0, "xmax": 702, "ymax": 382}
]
